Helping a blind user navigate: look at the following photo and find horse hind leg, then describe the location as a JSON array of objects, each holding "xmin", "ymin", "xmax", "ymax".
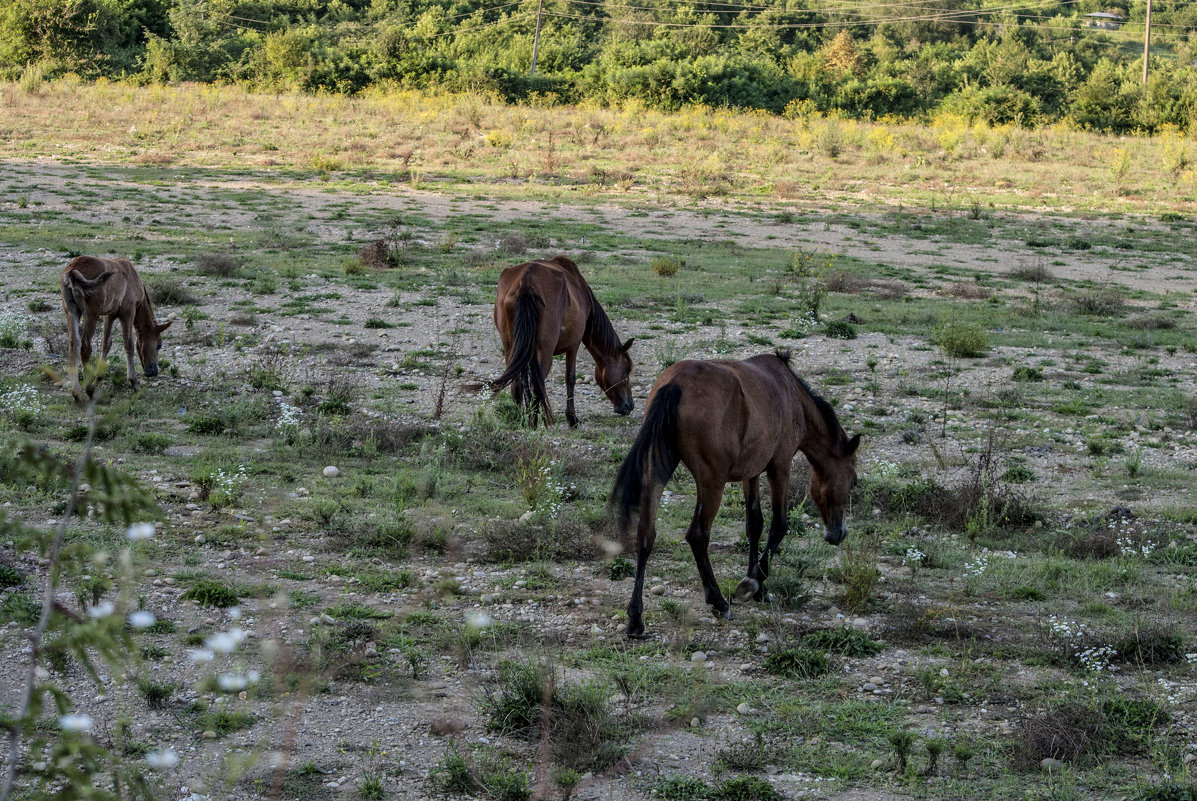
[
  {"xmin": 626, "ymin": 484, "xmax": 663, "ymax": 638},
  {"xmin": 747, "ymin": 462, "xmax": 793, "ymax": 601},
  {"xmin": 685, "ymin": 482, "xmax": 730, "ymax": 620},
  {"xmin": 734, "ymin": 475, "xmax": 766, "ymax": 603}
]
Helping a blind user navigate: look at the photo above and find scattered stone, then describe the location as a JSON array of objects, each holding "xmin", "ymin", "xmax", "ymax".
[
  {"xmin": 862, "ymin": 683, "xmax": 879, "ymax": 692},
  {"xmin": 202, "ymin": 731, "xmax": 218, "ymax": 740},
  {"xmin": 755, "ymin": 632, "xmax": 769, "ymax": 644},
  {"xmin": 691, "ymin": 651, "xmax": 707, "ymax": 663},
  {"xmin": 736, "ymin": 702, "xmax": 751, "ymax": 715},
  {"xmin": 518, "ymin": 511, "xmax": 534, "ymax": 523},
  {"xmin": 650, "ymin": 585, "xmax": 666, "ymax": 596},
  {"xmin": 323, "ymin": 466, "xmax": 339, "ymax": 479},
  {"xmin": 690, "ymin": 717, "xmax": 701, "ymax": 728},
  {"xmin": 1040, "ymin": 758, "xmax": 1063, "ymax": 772}
]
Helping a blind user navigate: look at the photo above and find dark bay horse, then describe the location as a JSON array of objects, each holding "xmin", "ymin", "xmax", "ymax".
[
  {"xmin": 60, "ymin": 256, "xmax": 172, "ymax": 402},
  {"xmin": 611, "ymin": 350, "xmax": 860, "ymax": 638},
  {"xmin": 493, "ymin": 255, "xmax": 635, "ymax": 427}
]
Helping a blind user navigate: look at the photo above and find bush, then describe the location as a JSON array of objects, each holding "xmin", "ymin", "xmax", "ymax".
[
  {"xmin": 146, "ymin": 277, "xmax": 199, "ymax": 306},
  {"xmin": 711, "ymin": 776, "xmax": 782, "ymax": 801},
  {"xmin": 933, "ymin": 322, "xmax": 989, "ymax": 358},
  {"xmin": 801, "ymin": 627, "xmax": 884, "ymax": 656},
  {"xmin": 763, "ymin": 647, "xmax": 829, "ymax": 679},
  {"xmin": 181, "ymin": 579, "xmax": 240, "ymax": 608},
  {"xmin": 482, "ymin": 661, "xmax": 626, "ymax": 771},
  {"xmin": 194, "ymin": 253, "xmax": 241, "ymax": 276},
  {"xmin": 823, "ymin": 320, "xmax": 857, "ymax": 340}
]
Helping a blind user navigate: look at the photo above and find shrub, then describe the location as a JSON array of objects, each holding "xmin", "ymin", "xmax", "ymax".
[
  {"xmin": 653, "ymin": 776, "xmax": 710, "ymax": 801},
  {"xmin": 137, "ymin": 678, "xmax": 177, "ymax": 709},
  {"xmin": 181, "ymin": 579, "xmax": 240, "ymax": 608},
  {"xmin": 1011, "ymin": 366, "xmax": 1044, "ymax": 382},
  {"xmin": 1072, "ymin": 288, "xmax": 1126, "ymax": 316},
  {"xmin": 1113, "ymin": 625, "xmax": 1185, "ymax": 665},
  {"xmin": 146, "ymin": 277, "xmax": 199, "ymax": 306},
  {"xmin": 823, "ymin": 320, "xmax": 857, "ymax": 339},
  {"xmin": 0, "ymin": 562, "xmax": 24, "ymax": 590},
  {"xmin": 651, "ymin": 256, "xmax": 683, "ymax": 278},
  {"xmin": 839, "ymin": 535, "xmax": 881, "ymax": 613},
  {"xmin": 763, "ymin": 647, "xmax": 829, "ymax": 679},
  {"xmin": 933, "ymin": 322, "xmax": 989, "ymax": 358},
  {"xmin": 801, "ymin": 626, "xmax": 883, "ymax": 656},
  {"xmin": 194, "ymin": 253, "xmax": 241, "ymax": 276},
  {"xmin": 711, "ymin": 775, "xmax": 782, "ymax": 801},
  {"xmin": 481, "ymin": 660, "xmax": 626, "ymax": 771}
]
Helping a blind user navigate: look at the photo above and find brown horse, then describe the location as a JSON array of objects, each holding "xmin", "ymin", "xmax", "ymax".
[
  {"xmin": 60, "ymin": 256, "xmax": 171, "ymax": 402},
  {"xmin": 611, "ymin": 350, "xmax": 860, "ymax": 638},
  {"xmin": 493, "ymin": 255, "xmax": 635, "ymax": 427}
]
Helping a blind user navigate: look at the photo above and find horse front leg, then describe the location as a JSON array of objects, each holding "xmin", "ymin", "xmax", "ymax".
[
  {"xmin": 564, "ymin": 347, "xmax": 579, "ymax": 428},
  {"xmin": 65, "ymin": 308, "xmax": 85, "ymax": 403},
  {"xmin": 120, "ymin": 314, "xmax": 140, "ymax": 392},
  {"xmin": 735, "ymin": 475, "xmax": 765, "ymax": 602},
  {"xmin": 101, "ymin": 315, "xmax": 115, "ymax": 358},
  {"xmin": 80, "ymin": 315, "xmax": 99, "ymax": 398},
  {"xmin": 685, "ymin": 483, "xmax": 730, "ymax": 621},
  {"xmin": 753, "ymin": 463, "xmax": 793, "ymax": 600}
]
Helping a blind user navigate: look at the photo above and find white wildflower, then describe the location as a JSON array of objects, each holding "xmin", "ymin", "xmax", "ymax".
[{"xmin": 59, "ymin": 714, "xmax": 93, "ymax": 733}]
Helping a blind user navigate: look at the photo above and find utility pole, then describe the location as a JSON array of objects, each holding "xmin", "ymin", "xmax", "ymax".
[
  {"xmin": 1142, "ymin": 0, "xmax": 1152, "ymax": 84},
  {"xmin": 530, "ymin": 0, "xmax": 544, "ymax": 76}
]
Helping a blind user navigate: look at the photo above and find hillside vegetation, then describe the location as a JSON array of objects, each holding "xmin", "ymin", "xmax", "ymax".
[{"xmin": 2, "ymin": 0, "xmax": 1195, "ymax": 131}]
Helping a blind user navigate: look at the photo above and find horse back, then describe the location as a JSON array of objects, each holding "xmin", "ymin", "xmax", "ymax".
[
  {"xmin": 61, "ymin": 257, "xmax": 144, "ymax": 318},
  {"xmin": 657, "ymin": 356, "xmax": 801, "ymax": 480},
  {"xmin": 496, "ymin": 259, "xmax": 586, "ymax": 344}
]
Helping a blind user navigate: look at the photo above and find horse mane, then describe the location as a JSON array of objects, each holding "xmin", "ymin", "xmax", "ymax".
[
  {"xmin": 774, "ymin": 349, "xmax": 849, "ymax": 449},
  {"xmin": 584, "ymin": 287, "xmax": 623, "ymax": 354}
]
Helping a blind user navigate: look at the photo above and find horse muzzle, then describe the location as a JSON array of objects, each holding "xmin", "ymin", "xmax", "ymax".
[
  {"xmin": 823, "ymin": 526, "xmax": 847, "ymax": 546},
  {"xmin": 616, "ymin": 399, "xmax": 634, "ymax": 416},
  {"xmin": 144, "ymin": 363, "xmax": 159, "ymax": 378}
]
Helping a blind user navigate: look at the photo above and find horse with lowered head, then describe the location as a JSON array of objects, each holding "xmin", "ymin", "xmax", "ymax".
[
  {"xmin": 60, "ymin": 256, "xmax": 171, "ymax": 402},
  {"xmin": 492, "ymin": 255, "xmax": 635, "ymax": 427},
  {"xmin": 611, "ymin": 350, "xmax": 860, "ymax": 638}
]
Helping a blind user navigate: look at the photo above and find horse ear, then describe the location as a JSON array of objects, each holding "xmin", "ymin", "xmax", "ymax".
[
  {"xmin": 621, "ymin": 338, "xmax": 635, "ymax": 353},
  {"xmin": 846, "ymin": 433, "xmax": 861, "ymax": 455},
  {"xmin": 156, "ymin": 321, "xmax": 173, "ymax": 333}
]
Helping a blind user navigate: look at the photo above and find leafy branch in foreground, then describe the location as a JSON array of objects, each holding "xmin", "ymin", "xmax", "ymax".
[{"xmin": 0, "ymin": 393, "xmax": 166, "ymax": 801}]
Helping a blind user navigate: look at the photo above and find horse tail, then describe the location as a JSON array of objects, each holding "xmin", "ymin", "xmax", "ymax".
[
  {"xmin": 611, "ymin": 382, "xmax": 682, "ymax": 533},
  {"xmin": 62, "ymin": 269, "xmax": 114, "ymax": 314},
  {"xmin": 493, "ymin": 284, "xmax": 552, "ymax": 424}
]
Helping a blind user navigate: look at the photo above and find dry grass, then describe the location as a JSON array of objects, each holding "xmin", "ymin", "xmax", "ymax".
[{"xmin": 0, "ymin": 81, "xmax": 1192, "ymax": 213}]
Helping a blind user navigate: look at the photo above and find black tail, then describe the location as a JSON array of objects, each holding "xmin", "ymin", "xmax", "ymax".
[
  {"xmin": 493, "ymin": 285, "xmax": 552, "ymax": 425},
  {"xmin": 611, "ymin": 383, "xmax": 682, "ymax": 533}
]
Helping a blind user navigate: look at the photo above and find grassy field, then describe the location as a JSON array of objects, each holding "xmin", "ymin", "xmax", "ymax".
[{"xmin": 1, "ymin": 81, "xmax": 1196, "ymax": 801}]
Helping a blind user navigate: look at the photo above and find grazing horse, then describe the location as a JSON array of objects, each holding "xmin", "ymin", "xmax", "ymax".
[
  {"xmin": 611, "ymin": 350, "xmax": 860, "ymax": 638},
  {"xmin": 493, "ymin": 255, "xmax": 635, "ymax": 427},
  {"xmin": 60, "ymin": 256, "xmax": 171, "ymax": 402}
]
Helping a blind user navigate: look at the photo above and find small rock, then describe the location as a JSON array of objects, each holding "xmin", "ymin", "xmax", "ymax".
[
  {"xmin": 862, "ymin": 683, "xmax": 879, "ymax": 692},
  {"xmin": 736, "ymin": 702, "xmax": 751, "ymax": 715},
  {"xmin": 1040, "ymin": 758, "xmax": 1063, "ymax": 772},
  {"xmin": 755, "ymin": 633, "xmax": 769, "ymax": 644},
  {"xmin": 869, "ymin": 675, "xmax": 884, "ymax": 685},
  {"xmin": 691, "ymin": 651, "xmax": 708, "ymax": 663},
  {"xmin": 690, "ymin": 717, "xmax": 701, "ymax": 728},
  {"xmin": 323, "ymin": 466, "xmax": 339, "ymax": 479},
  {"xmin": 202, "ymin": 731, "xmax": 218, "ymax": 740},
  {"xmin": 650, "ymin": 585, "xmax": 666, "ymax": 596},
  {"xmin": 518, "ymin": 511, "xmax": 534, "ymax": 523}
]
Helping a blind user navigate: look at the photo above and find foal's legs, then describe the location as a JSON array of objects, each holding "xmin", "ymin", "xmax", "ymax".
[
  {"xmin": 564, "ymin": 346, "xmax": 579, "ymax": 428},
  {"xmin": 101, "ymin": 316, "xmax": 115, "ymax": 358},
  {"xmin": 119, "ymin": 312, "xmax": 140, "ymax": 391},
  {"xmin": 64, "ymin": 306, "xmax": 85, "ymax": 402},
  {"xmin": 734, "ymin": 475, "xmax": 765, "ymax": 602},
  {"xmin": 685, "ymin": 479, "xmax": 731, "ymax": 620},
  {"xmin": 79, "ymin": 315, "xmax": 100, "ymax": 397}
]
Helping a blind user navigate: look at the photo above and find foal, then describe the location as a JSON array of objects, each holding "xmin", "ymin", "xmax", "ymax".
[
  {"xmin": 60, "ymin": 257, "xmax": 171, "ymax": 401},
  {"xmin": 611, "ymin": 351, "xmax": 860, "ymax": 638}
]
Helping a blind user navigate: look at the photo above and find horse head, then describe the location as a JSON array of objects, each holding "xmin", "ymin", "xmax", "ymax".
[
  {"xmin": 597, "ymin": 338, "xmax": 635, "ymax": 416},
  {"xmin": 137, "ymin": 320, "xmax": 172, "ymax": 377},
  {"xmin": 810, "ymin": 432, "xmax": 860, "ymax": 545}
]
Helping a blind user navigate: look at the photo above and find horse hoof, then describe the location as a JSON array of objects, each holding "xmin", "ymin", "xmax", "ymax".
[
  {"xmin": 714, "ymin": 605, "xmax": 732, "ymax": 620},
  {"xmin": 626, "ymin": 624, "xmax": 648, "ymax": 640},
  {"xmin": 734, "ymin": 577, "xmax": 760, "ymax": 603}
]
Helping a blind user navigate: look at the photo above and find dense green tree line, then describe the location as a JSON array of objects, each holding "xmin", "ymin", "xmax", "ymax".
[{"xmin": 2, "ymin": 0, "xmax": 1195, "ymax": 131}]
